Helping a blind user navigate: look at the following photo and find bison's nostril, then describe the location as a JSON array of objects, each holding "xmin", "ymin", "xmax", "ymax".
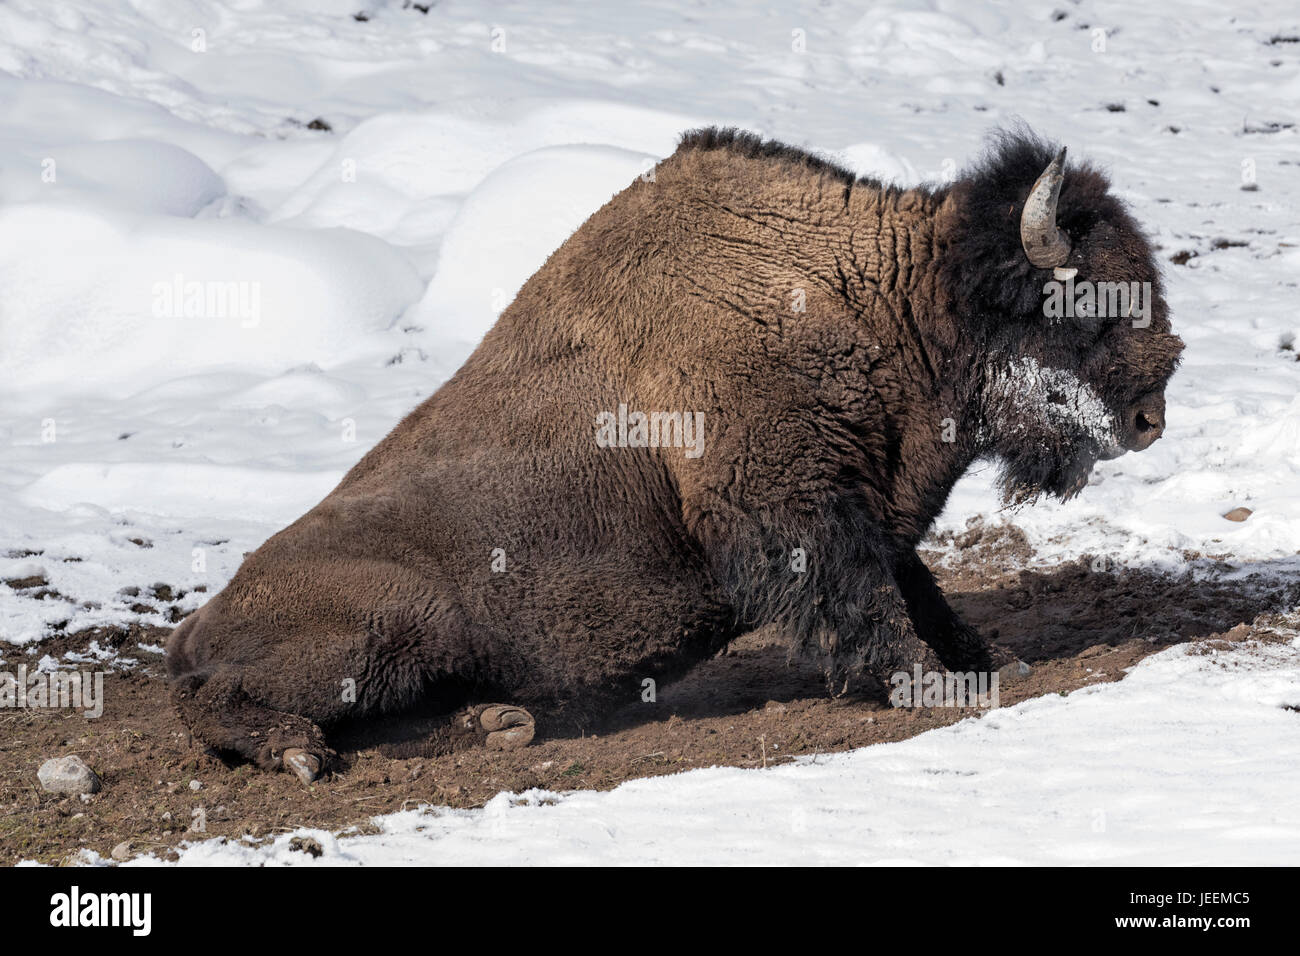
[
  {"xmin": 1121, "ymin": 393, "xmax": 1167, "ymax": 452},
  {"xmin": 1129, "ymin": 407, "xmax": 1165, "ymax": 450}
]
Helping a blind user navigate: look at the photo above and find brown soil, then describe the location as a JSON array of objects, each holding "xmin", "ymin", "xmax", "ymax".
[{"xmin": 2, "ymin": 526, "xmax": 1296, "ymax": 865}]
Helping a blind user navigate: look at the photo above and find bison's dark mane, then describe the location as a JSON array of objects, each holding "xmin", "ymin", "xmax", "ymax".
[{"xmin": 938, "ymin": 129, "xmax": 1154, "ymax": 325}]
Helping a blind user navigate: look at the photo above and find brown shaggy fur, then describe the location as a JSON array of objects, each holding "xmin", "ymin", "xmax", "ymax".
[{"xmin": 167, "ymin": 127, "xmax": 1184, "ymax": 775}]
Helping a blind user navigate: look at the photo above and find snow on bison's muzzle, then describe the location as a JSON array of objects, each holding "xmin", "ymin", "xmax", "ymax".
[{"xmin": 167, "ymin": 127, "xmax": 1183, "ymax": 782}]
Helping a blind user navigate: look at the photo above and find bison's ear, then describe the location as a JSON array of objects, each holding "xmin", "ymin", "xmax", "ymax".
[{"xmin": 1019, "ymin": 147, "xmax": 1071, "ymax": 268}]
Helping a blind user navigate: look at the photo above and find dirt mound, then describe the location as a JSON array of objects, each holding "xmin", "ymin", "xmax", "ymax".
[{"xmin": 2, "ymin": 536, "xmax": 1296, "ymax": 864}]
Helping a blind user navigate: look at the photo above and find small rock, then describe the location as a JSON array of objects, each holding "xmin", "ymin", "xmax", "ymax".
[
  {"xmin": 1222, "ymin": 623, "xmax": 1252, "ymax": 642},
  {"xmin": 188, "ymin": 779, "xmax": 202, "ymax": 791},
  {"xmin": 111, "ymin": 840, "xmax": 134, "ymax": 862},
  {"xmin": 37, "ymin": 755, "xmax": 101, "ymax": 795},
  {"xmin": 1078, "ymin": 645, "xmax": 1109, "ymax": 659},
  {"xmin": 1223, "ymin": 507, "xmax": 1253, "ymax": 522},
  {"xmin": 997, "ymin": 660, "xmax": 1032, "ymax": 684}
]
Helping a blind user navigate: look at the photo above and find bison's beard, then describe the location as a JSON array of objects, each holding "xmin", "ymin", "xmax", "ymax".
[
  {"xmin": 992, "ymin": 433, "xmax": 1103, "ymax": 505},
  {"xmin": 979, "ymin": 353, "xmax": 1124, "ymax": 504}
]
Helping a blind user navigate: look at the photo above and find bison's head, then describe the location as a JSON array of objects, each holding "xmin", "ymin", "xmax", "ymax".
[{"xmin": 941, "ymin": 132, "xmax": 1184, "ymax": 501}]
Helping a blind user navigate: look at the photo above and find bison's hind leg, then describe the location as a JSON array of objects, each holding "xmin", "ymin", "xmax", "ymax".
[{"xmin": 172, "ymin": 672, "xmax": 334, "ymax": 784}]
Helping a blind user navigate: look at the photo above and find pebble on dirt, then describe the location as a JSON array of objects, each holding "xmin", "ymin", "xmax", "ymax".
[
  {"xmin": 998, "ymin": 660, "xmax": 1033, "ymax": 683},
  {"xmin": 37, "ymin": 755, "xmax": 101, "ymax": 795}
]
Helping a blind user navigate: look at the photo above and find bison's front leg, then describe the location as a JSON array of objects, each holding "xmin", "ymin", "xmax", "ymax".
[
  {"xmin": 893, "ymin": 551, "xmax": 996, "ymax": 672},
  {"xmin": 704, "ymin": 512, "xmax": 940, "ymax": 697},
  {"xmin": 808, "ymin": 560, "xmax": 944, "ymax": 697}
]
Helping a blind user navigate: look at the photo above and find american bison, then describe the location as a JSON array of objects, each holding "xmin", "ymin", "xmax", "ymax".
[{"xmin": 168, "ymin": 128, "xmax": 1183, "ymax": 782}]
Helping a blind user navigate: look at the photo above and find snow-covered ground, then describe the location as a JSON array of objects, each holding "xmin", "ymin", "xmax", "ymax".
[{"xmin": 2, "ymin": 0, "xmax": 1298, "ymax": 864}]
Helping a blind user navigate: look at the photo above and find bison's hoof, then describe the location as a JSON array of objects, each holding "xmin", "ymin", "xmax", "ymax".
[
  {"xmin": 478, "ymin": 704, "xmax": 536, "ymax": 751},
  {"xmin": 282, "ymin": 748, "xmax": 323, "ymax": 784}
]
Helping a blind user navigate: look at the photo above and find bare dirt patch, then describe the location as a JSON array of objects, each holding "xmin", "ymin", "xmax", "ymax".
[{"xmin": 2, "ymin": 530, "xmax": 1296, "ymax": 864}]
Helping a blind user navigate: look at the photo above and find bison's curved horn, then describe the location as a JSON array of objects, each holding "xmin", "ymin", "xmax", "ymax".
[{"xmin": 1019, "ymin": 147, "xmax": 1071, "ymax": 268}]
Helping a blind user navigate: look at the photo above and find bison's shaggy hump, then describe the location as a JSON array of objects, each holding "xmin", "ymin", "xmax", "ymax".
[{"xmin": 678, "ymin": 125, "xmax": 887, "ymax": 191}]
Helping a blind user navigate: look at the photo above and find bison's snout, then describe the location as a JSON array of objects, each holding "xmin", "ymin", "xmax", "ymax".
[{"xmin": 1122, "ymin": 393, "xmax": 1166, "ymax": 452}]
